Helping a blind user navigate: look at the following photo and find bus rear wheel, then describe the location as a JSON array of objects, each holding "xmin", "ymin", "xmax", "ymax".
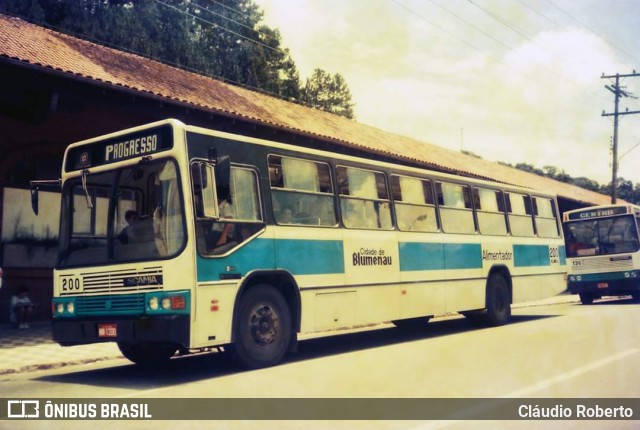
[
  {"xmin": 485, "ymin": 273, "xmax": 511, "ymax": 326},
  {"xmin": 231, "ymin": 285, "xmax": 292, "ymax": 369},
  {"xmin": 117, "ymin": 341, "xmax": 178, "ymax": 366}
]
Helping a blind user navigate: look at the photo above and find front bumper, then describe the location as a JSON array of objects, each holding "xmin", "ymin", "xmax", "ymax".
[
  {"xmin": 568, "ymin": 272, "xmax": 640, "ymax": 296},
  {"xmin": 52, "ymin": 315, "xmax": 190, "ymax": 347}
]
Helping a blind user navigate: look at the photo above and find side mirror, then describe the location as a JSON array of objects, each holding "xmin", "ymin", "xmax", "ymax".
[
  {"xmin": 31, "ymin": 187, "xmax": 39, "ymax": 215},
  {"xmin": 29, "ymin": 179, "xmax": 61, "ymax": 215},
  {"xmin": 215, "ymin": 155, "xmax": 231, "ymax": 203}
]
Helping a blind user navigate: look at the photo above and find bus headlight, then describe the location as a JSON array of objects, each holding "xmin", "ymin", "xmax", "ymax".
[
  {"xmin": 144, "ymin": 291, "xmax": 190, "ymax": 315},
  {"xmin": 53, "ymin": 298, "xmax": 76, "ymax": 317}
]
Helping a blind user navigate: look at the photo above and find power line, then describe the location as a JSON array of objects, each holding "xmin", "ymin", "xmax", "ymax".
[
  {"xmin": 466, "ymin": 0, "xmax": 534, "ymax": 42},
  {"xmin": 422, "ymin": 0, "xmax": 611, "ymax": 105},
  {"xmin": 602, "ymin": 71, "xmax": 640, "ymax": 202},
  {"xmin": 425, "ymin": 0, "xmax": 514, "ymax": 51},
  {"xmin": 208, "ymin": 0, "xmax": 253, "ymax": 21},
  {"xmin": 396, "ymin": 0, "xmax": 598, "ymax": 98},
  {"xmin": 546, "ymin": 0, "xmax": 640, "ymax": 64},
  {"xmin": 190, "ymin": 0, "xmax": 281, "ymax": 46},
  {"xmin": 390, "ymin": 0, "xmax": 504, "ymax": 63},
  {"xmin": 153, "ymin": 0, "xmax": 282, "ymax": 55},
  {"xmin": 514, "ymin": 0, "xmax": 561, "ymax": 28}
]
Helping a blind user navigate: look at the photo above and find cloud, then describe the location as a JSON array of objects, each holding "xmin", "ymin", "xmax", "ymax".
[{"xmin": 258, "ymin": 0, "xmax": 640, "ymax": 185}]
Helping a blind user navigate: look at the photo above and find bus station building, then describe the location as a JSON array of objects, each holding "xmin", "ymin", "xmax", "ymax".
[{"xmin": 0, "ymin": 15, "xmax": 612, "ymax": 321}]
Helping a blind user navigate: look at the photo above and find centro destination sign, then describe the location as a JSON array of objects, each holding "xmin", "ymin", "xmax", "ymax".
[
  {"xmin": 567, "ymin": 206, "xmax": 628, "ymax": 221},
  {"xmin": 65, "ymin": 125, "xmax": 174, "ymax": 172}
]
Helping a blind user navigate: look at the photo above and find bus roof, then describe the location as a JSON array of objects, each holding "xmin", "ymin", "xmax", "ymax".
[{"xmin": 64, "ymin": 118, "xmax": 559, "ymax": 199}]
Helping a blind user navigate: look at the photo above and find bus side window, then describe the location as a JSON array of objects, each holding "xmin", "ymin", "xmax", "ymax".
[
  {"xmin": 436, "ymin": 182, "xmax": 475, "ymax": 234},
  {"xmin": 392, "ymin": 175, "xmax": 438, "ymax": 232},
  {"xmin": 195, "ymin": 166, "xmax": 264, "ymax": 256},
  {"xmin": 269, "ymin": 155, "xmax": 337, "ymax": 227},
  {"xmin": 473, "ymin": 187, "xmax": 508, "ymax": 236},
  {"xmin": 533, "ymin": 196, "xmax": 560, "ymax": 238},
  {"xmin": 338, "ymin": 166, "xmax": 392, "ymax": 230},
  {"xmin": 506, "ymin": 193, "xmax": 535, "ymax": 237}
]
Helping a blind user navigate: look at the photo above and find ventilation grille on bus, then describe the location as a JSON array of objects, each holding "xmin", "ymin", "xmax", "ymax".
[
  {"xmin": 572, "ymin": 256, "xmax": 634, "ymax": 274},
  {"xmin": 75, "ymin": 294, "xmax": 145, "ymax": 316},
  {"xmin": 69, "ymin": 266, "xmax": 164, "ymax": 295}
]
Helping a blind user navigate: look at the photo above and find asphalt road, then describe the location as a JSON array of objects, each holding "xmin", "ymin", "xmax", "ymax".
[{"xmin": 3, "ymin": 297, "xmax": 639, "ymax": 429}]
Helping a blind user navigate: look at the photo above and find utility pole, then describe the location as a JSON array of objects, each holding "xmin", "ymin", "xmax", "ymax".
[{"xmin": 602, "ymin": 71, "xmax": 640, "ymax": 203}]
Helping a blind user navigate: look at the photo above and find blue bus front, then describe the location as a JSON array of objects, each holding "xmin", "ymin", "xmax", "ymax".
[{"xmin": 564, "ymin": 209, "xmax": 640, "ymax": 303}]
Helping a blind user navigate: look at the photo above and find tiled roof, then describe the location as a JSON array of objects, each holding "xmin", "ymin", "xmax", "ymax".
[{"xmin": 0, "ymin": 14, "xmax": 611, "ymax": 205}]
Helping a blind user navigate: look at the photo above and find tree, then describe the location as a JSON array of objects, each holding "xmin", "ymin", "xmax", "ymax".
[
  {"xmin": 303, "ymin": 68, "xmax": 355, "ymax": 119},
  {"xmin": 461, "ymin": 150, "xmax": 482, "ymax": 159},
  {"xmin": 0, "ymin": 0, "xmax": 354, "ymax": 115},
  {"xmin": 514, "ymin": 163, "xmax": 544, "ymax": 177}
]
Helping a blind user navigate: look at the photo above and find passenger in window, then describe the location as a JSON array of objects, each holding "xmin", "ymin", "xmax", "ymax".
[
  {"xmin": 279, "ymin": 207, "xmax": 293, "ymax": 224},
  {"xmin": 117, "ymin": 210, "xmax": 139, "ymax": 244},
  {"xmin": 211, "ymin": 198, "xmax": 234, "ymax": 246}
]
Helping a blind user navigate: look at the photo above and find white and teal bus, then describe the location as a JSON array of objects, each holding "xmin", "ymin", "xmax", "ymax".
[
  {"xmin": 563, "ymin": 204, "xmax": 640, "ymax": 304},
  {"xmin": 42, "ymin": 119, "xmax": 567, "ymax": 368}
]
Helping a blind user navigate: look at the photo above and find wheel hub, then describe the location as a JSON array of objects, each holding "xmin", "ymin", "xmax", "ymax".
[{"xmin": 249, "ymin": 304, "xmax": 280, "ymax": 346}]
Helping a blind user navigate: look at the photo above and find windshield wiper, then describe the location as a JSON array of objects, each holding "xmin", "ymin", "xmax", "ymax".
[{"xmin": 81, "ymin": 169, "xmax": 93, "ymax": 209}]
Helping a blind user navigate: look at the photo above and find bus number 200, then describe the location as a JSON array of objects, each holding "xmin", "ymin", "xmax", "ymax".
[{"xmin": 62, "ymin": 277, "xmax": 81, "ymax": 291}]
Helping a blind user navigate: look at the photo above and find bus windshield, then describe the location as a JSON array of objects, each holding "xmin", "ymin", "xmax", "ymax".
[
  {"xmin": 564, "ymin": 215, "xmax": 640, "ymax": 258},
  {"xmin": 58, "ymin": 158, "xmax": 186, "ymax": 267}
]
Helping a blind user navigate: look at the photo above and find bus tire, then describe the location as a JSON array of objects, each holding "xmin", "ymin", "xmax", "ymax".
[
  {"xmin": 485, "ymin": 273, "xmax": 511, "ymax": 326},
  {"xmin": 117, "ymin": 341, "xmax": 177, "ymax": 366},
  {"xmin": 232, "ymin": 285, "xmax": 292, "ymax": 369},
  {"xmin": 579, "ymin": 293, "xmax": 594, "ymax": 305}
]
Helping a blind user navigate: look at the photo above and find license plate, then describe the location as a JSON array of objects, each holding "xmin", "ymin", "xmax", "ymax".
[
  {"xmin": 597, "ymin": 282, "xmax": 608, "ymax": 289},
  {"xmin": 98, "ymin": 323, "xmax": 117, "ymax": 338}
]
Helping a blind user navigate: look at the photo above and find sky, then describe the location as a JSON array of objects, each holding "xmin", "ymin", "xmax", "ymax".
[{"xmin": 256, "ymin": 0, "xmax": 640, "ymax": 186}]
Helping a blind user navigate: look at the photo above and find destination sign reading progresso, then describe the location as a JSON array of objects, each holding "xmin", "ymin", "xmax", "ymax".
[
  {"xmin": 65, "ymin": 125, "xmax": 174, "ymax": 172},
  {"xmin": 566, "ymin": 206, "xmax": 628, "ymax": 220}
]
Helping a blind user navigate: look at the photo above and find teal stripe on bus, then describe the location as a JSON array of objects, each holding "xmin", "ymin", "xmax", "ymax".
[
  {"xmin": 399, "ymin": 242, "xmax": 482, "ymax": 271},
  {"xmin": 197, "ymin": 238, "xmax": 276, "ymax": 282},
  {"xmin": 196, "ymin": 238, "xmax": 344, "ymax": 281},
  {"xmin": 513, "ymin": 244, "xmax": 549, "ymax": 267},
  {"xmin": 570, "ymin": 271, "xmax": 637, "ymax": 282},
  {"xmin": 559, "ymin": 245, "xmax": 566, "ymax": 265},
  {"xmin": 275, "ymin": 238, "xmax": 345, "ymax": 275},
  {"xmin": 444, "ymin": 243, "xmax": 483, "ymax": 269},
  {"xmin": 197, "ymin": 239, "xmax": 559, "ymax": 281}
]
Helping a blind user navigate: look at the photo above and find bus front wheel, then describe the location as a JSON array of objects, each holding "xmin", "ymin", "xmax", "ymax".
[
  {"xmin": 231, "ymin": 285, "xmax": 292, "ymax": 369},
  {"xmin": 579, "ymin": 293, "xmax": 595, "ymax": 305},
  {"xmin": 117, "ymin": 341, "xmax": 177, "ymax": 365}
]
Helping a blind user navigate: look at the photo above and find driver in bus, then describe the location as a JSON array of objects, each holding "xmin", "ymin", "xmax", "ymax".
[{"xmin": 117, "ymin": 210, "xmax": 139, "ymax": 244}]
